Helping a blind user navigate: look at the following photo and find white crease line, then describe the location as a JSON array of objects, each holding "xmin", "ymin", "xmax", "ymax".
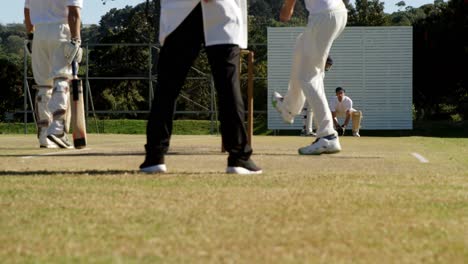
[
  {"xmin": 411, "ymin": 152, "xmax": 429, "ymax": 163},
  {"xmin": 22, "ymin": 148, "xmax": 92, "ymax": 159}
]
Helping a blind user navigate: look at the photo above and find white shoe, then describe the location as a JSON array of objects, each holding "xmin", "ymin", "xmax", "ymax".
[
  {"xmin": 353, "ymin": 131, "xmax": 360, "ymax": 137},
  {"xmin": 39, "ymin": 128, "xmax": 59, "ymax": 148},
  {"xmin": 40, "ymin": 141, "xmax": 59, "ymax": 148},
  {"xmin": 140, "ymin": 164, "xmax": 167, "ymax": 173},
  {"xmin": 271, "ymin": 92, "xmax": 294, "ymax": 124},
  {"xmin": 226, "ymin": 159, "xmax": 262, "ymax": 175},
  {"xmin": 47, "ymin": 133, "xmax": 73, "ymax": 149},
  {"xmin": 226, "ymin": 167, "xmax": 263, "ymax": 175},
  {"xmin": 298, "ymin": 134, "xmax": 342, "ymax": 155}
]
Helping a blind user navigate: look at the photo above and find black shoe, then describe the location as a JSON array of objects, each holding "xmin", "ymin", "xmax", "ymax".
[
  {"xmin": 139, "ymin": 155, "xmax": 166, "ymax": 173},
  {"xmin": 226, "ymin": 158, "xmax": 262, "ymax": 174}
]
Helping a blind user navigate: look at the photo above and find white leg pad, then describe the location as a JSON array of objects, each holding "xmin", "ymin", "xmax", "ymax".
[
  {"xmin": 48, "ymin": 78, "xmax": 70, "ymax": 135},
  {"xmin": 33, "ymin": 85, "xmax": 53, "ymax": 145},
  {"xmin": 352, "ymin": 111, "xmax": 362, "ymax": 133}
]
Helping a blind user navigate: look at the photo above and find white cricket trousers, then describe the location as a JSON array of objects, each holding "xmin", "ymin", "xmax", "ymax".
[
  {"xmin": 32, "ymin": 23, "xmax": 72, "ymax": 135},
  {"xmin": 281, "ymin": 4, "xmax": 347, "ymax": 138}
]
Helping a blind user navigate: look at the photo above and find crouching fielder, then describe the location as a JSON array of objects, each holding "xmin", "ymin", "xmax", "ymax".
[
  {"xmin": 24, "ymin": 0, "xmax": 83, "ymax": 148},
  {"xmin": 330, "ymin": 87, "xmax": 362, "ymax": 137}
]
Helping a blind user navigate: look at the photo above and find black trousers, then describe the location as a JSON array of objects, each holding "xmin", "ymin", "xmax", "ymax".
[{"xmin": 145, "ymin": 4, "xmax": 252, "ymax": 166}]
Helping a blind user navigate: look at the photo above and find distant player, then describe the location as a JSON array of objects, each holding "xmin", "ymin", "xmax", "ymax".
[
  {"xmin": 330, "ymin": 87, "xmax": 362, "ymax": 137},
  {"xmin": 271, "ymin": 0, "xmax": 347, "ymax": 155},
  {"xmin": 24, "ymin": 0, "xmax": 83, "ymax": 148}
]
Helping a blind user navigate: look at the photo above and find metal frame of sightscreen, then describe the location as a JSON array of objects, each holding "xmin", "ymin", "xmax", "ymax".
[{"xmin": 22, "ymin": 43, "xmax": 255, "ymax": 149}]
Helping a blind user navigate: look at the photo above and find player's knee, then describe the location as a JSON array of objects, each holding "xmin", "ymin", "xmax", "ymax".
[
  {"xmin": 50, "ymin": 78, "xmax": 70, "ymax": 120},
  {"xmin": 53, "ymin": 77, "xmax": 70, "ymax": 93},
  {"xmin": 352, "ymin": 111, "xmax": 362, "ymax": 118}
]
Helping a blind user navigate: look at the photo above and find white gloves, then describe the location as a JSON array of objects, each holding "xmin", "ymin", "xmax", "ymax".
[{"xmin": 64, "ymin": 39, "xmax": 83, "ymax": 64}]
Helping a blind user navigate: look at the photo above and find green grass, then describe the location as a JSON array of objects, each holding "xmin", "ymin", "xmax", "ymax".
[
  {"xmin": 0, "ymin": 119, "xmax": 214, "ymax": 135},
  {"xmin": 1, "ymin": 119, "xmax": 467, "ymax": 137},
  {"xmin": 0, "ymin": 135, "xmax": 467, "ymax": 263}
]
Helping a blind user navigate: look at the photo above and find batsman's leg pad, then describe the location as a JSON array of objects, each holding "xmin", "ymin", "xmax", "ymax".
[
  {"xmin": 64, "ymin": 95, "xmax": 71, "ymax": 133},
  {"xmin": 33, "ymin": 85, "xmax": 53, "ymax": 145},
  {"xmin": 48, "ymin": 78, "xmax": 70, "ymax": 135},
  {"xmin": 352, "ymin": 111, "xmax": 362, "ymax": 133}
]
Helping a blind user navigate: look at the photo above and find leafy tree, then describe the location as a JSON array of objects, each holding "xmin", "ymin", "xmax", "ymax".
[
  {"xmin": 396, "ymin": 1, "xmax": 406, "ymax": 11},
  {"xmin": 5, "ymin": 35, "xmax": 24, "ymax": 55},
  {"xmin": 0, "ymin": 54, "xmax": 23, "ymax": 121},
  {"xmin": 347, "ymin": 0, "xmax": 387, "ymax": 26},
  {"xmin": 412, "ymin": 0, "xmax": 465, "ymax": 120},
  {"xmin": 87, "ymin": 3, "xmax": 158, "ymax": 116},
  {"xmin": 0, "ymin": 24, "xmax": 28, "ymax": 121}
]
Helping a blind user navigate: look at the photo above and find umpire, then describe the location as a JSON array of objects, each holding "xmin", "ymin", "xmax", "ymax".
[{"xmin": 140, "ymin": 0, "xmax": 262, "ymax": 174}]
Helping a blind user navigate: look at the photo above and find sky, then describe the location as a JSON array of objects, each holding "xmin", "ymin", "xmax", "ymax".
[{"xmin": 1, "ymin": 0, "xmax": 440, "ymax": 25}]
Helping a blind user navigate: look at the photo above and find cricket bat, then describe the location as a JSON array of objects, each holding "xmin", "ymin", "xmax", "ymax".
[{"xmin": 71, "ymin": 60, "xmax": 87, "ymax": 149}]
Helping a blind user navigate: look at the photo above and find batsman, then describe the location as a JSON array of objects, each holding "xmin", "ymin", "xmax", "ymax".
[{"xmin": 24, "ymin": 0, "xmax": 83, "ymax": 149}]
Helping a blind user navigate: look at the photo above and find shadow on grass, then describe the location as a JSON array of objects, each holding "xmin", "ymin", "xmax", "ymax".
[
  {"xmin": 268, "ymin": 121, "xmax": 468, "ymax": 138},
  {"xmin": 0, "ymin": 170, "xmax": 237, "ymax": 176},
  {"xmin": 1, "ymin": 151, "xmax": 384, "ymax": 158}
]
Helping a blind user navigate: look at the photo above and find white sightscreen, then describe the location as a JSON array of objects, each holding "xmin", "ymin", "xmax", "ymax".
[{"xmin": 267, "ymin": 26, "xmax": 413, "ymax": 130}]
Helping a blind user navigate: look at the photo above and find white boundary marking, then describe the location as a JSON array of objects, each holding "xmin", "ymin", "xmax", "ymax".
[
  {"xmin": 18, "ymin": 136, "xmax": 221, "ymax": 159},
  {"xmin": 411, "ymin": 152, "xmax": 429, "ymax": 163},
  {"xmin": 22, "ymin": 148, "xmax": 92, "ymax": 159}
]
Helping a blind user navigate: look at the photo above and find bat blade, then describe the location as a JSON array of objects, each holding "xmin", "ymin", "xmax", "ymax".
[{"xmin": 71, "ymin": 76, "xmax": 87, "ymax": 149}]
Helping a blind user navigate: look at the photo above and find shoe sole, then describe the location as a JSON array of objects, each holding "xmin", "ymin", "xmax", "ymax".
[
  {"xmin": 47, "ymin": 135, "xmax": 73, "ymax": 149},
  {"xmin": 39, "ymin": 145, "xmax": 59, "ymax": 149},
  {"xmin": 298, "ymin": 148, "xmax": 341, "ymax": 155},
  {"xmin": 226, "ymin": 167, "xmax": 263, "ymax": 175},
  {"xmin": 40, "ymin": 145, "xmax": 59, "ymax": 149},
  {"xmin": 140, "ymin": 164, "xmax": 167, "ymax": 173}
]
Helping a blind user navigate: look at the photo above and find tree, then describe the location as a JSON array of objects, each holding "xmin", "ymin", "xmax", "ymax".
[
  {"xmin": 0, "ymin": 54, "xmax": 23, "ymax": 121},
  {"xmin": 87, "ymin": 2, "xmax": 159, "ymax": 116},
  {"xmin": 412, "ymin": 0, "xmax": 465, "ymax": 120},
  {"xmin": 396, "ymin": 1, "xmax": 406, "ymax": 11},
  {"xmin": 347, "ymin": 0, "xmax": 387, "ymax": 26}
]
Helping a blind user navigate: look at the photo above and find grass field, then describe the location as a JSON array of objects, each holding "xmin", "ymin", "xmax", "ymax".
[{"xmin": 0, "ymin": 134, "xmax": 467, "ymax": 263}]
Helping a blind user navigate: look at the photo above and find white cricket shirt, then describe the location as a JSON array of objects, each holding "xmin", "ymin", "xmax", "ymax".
[
  {"xmin": 159, "ymin": 0, "xmax": 248, "ymax": 48},
  {"xmin": 24, "ymin": 0, "xmax": 83, "ymax": 25},
  {"xmin": 330, "ymin": 95, "xmax": 353, "ymax": 114}
]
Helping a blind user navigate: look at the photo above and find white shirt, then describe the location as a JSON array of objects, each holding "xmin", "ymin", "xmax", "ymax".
[
  {"xmin": 24, "ymin": 0, "xmax": 83, "ymax": 25},
  {"xmin": 305, "ymin": 0, "xmax": 345, "ymax": 14},
  {"xmin": 159, "ymin": 0, "xmax": 248, "ymax": 48},
  {"xmin": 330, "ymin": 95, "xmax": 353, "ymax": 114}
]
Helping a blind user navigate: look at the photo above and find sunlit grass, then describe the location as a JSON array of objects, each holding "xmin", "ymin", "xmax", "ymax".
[{"xmin": 0, "ymin": 135, "xmax": 467, "ymax": 263}]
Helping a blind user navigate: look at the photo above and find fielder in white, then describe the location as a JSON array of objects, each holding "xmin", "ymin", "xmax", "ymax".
[
  {"xmin": 271, "ymin": 0, "xmax": 347, "ymax": 155},
  {"xmin": 24, "ymin": 0, "xmax": 83, "ymax": 148},
  {"xmin": 330, "ymin": 87, "xmax": 362, "ymax": 137}
]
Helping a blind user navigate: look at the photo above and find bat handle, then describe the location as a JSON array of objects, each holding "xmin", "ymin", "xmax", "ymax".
[{"xmin": 72, "ymin": 59, "xmax": 78, "ymax": 78}]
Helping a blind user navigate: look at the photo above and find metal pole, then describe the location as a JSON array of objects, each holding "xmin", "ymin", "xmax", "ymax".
[
  {"xmin": 85, "ymin": 43, "xmax": 89, "ymax": 118},
  {"xmin": 247, "ymin": 51, "xmax": 254, "ymax": 147},
  {"xmin": 23, "ymin": 47, "xmax": 28, "ymax": 134},
  {"xmin": 210, "ymin": 75, "xmax": 215, "ymax": 135},
  {"xmin": 149, "ymin": 43, "xmax": 153, "ymax": 109}
]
